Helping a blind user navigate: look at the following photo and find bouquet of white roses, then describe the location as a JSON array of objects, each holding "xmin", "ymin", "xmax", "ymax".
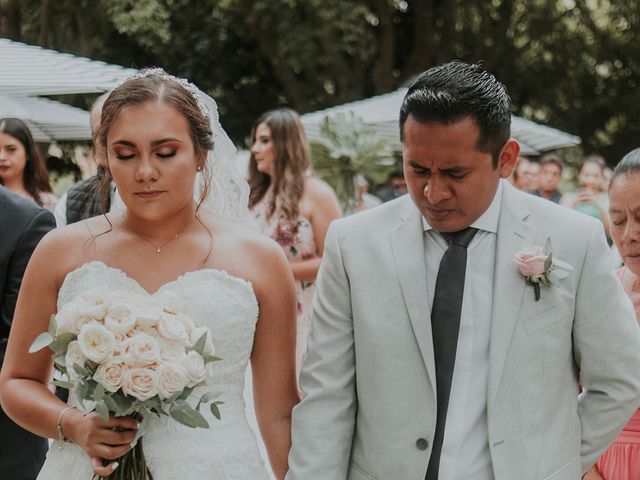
[{"xmin": 30, "ymin": 288, "xmax": 223, "ymax": 480}]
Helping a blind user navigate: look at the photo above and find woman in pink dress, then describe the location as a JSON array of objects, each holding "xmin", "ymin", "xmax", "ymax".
[
  {"xmin": 248, "ymin": 109, "xmax": 342, "ymax": 376},
  {"xmin": 587, "ymin": 148, "xmax": 640, "ymax": 479}
]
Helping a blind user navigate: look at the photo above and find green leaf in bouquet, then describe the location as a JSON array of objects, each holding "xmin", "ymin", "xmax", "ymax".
[
  {"xmin": 199, "ymin": 390, "xmax": 221, "ymax": 405},
  {"xmin": 176, "ymin": 386, "xmax": 195, "ymax": 402},
  {"xmin": 169, "ymin": 403, "xmax": 210, "ymax": 428},
  {"xmin": 52, "ymin": 379, "xmax": 74, "ymax": 390},
  {"xmin": 53, "ymin": 353, "xmax": 67, "ymax": 373},
  {"xmin": 111, "ymin": 393, "xmax": 134, "ymax": 415},
  {"xmin": 92, "ymin": 383, "xmax": 106, "ymax": 401},
  {"xmin": 73, "ymin": 362, "xmax": 90, "ymax": 376},
  {"xmin": 49, "ymin": 332, "xmax": 76, "ymax": 355},
  {"xmin": 48, "ymin": 314, "xmax": 57, "ymax": 338},
  {"xmin": 29, "ymin": 332, "xmax": 54, "ymax": 353},
  {"xmin": 95, "ymin": 400, "xmax": 110, "ymax": 421},
  {"xmin": 102, "ymin": 395, "xmax": 119, "ymax": 414},
  {"xmin": 202, "ymin": 353, "xmax": 222, "ymax": 363},
  {"xmin": 143, "ymin": 396, "xmax": 163, "ymax": 412},
  {"xmin": 192, "ymin": 332, "xmax": 207, "ymax": 356},
  {"xmin": 210, "ymin": 401, "xmax": 224, "ymax": 420},
  {"xmin": 75, "ymin": 379, "xmax": 90, "ymax": 400}
]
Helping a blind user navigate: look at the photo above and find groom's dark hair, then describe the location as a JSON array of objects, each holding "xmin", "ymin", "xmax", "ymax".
[{"xmin": 399, "ymin": 61, "xmax": 511, "ymax": 167}]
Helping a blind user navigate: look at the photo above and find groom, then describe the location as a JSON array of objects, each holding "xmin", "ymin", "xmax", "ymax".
[{"xmin": 287, "ymin": 61, "xmax": 640, "ymax": 480}]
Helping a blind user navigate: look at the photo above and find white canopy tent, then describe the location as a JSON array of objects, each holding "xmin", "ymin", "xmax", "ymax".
[
  {"xmin": 0, "ymin": 38, "xmax": 136, "ymax": 96},
  {"xmin": 301, "ymin": 87, "xmax": 581, "ymax": 156},
  {"xmin": 0, "ymin": 96, "xmax": 91, "ymax": 142}
]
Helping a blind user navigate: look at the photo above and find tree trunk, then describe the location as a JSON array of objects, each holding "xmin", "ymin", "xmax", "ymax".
[
  {"xmin": 435, "ymin": 0, "xmax": 456, "ymax": 64},
  {"xmin": 0, "ymin": 0, "xmax": 22, "ymax": 40},
  {"xmin": 240, "ymin": 0, "xmax": 309, "ymax": 111},
  {"xmin": 38, "ymin": 0, "xmax": 51, "ymax": 47},
  {"xmin": 372, "ymin": 0, "xmax": 395, "ymax": 93},
  {"xmin": 483, "ymin": 0, "xmax": 515, "ymax": 71},
  {"xmin": 401, "ymin": 0, "xmax": 435, "ymax": 81}
]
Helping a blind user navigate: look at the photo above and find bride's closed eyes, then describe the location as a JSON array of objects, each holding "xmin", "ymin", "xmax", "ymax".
[{"xmin": 112, "ymin": 141, "xmax": 181, "ymax": 161}]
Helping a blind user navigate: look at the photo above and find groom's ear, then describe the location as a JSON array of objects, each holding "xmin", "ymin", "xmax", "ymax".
[{"xmin": 498, "ymin": 139, "xmax": 520, "ymax": 178}]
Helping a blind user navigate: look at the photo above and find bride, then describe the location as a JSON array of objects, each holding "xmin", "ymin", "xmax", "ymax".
[{"xmin": 0, "ymin": 70, "xmax": 299, "ymax": 479}]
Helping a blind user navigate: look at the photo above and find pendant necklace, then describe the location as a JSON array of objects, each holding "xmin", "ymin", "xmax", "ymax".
[{"xmin": 122, "ymin": 214, "xmax": 195, "ymax": 253}]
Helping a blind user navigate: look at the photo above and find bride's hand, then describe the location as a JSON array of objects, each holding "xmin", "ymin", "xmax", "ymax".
[{"xmin": 64, "ymin": 410, "xmax": 139, "ymax": 476}]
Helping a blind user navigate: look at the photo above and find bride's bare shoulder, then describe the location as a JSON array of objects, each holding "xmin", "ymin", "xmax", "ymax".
[{"xmin": 201, "ymin": 210, "xmax": 289, "ymax": 283}]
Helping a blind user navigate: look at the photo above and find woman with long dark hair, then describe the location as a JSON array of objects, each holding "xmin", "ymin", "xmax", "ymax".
[
  {"xmin": 0, "ymin": 118, "xmax": 57, "ymax": 212},
  {"xmin": 248, "ymin": 109, "xmax": 341, "ymax": 375}
]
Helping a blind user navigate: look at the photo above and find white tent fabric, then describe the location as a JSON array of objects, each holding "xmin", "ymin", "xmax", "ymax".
[
  {"xmin": 0, "ymin": 96, "xmax": 90, "ymax": 141},
  {"xmin": 0, "ymin": 38, "xmax": 136, "ymax": 96},
  {"xmin": 301, "ymin": 87, "xmax": 581, "ymax": 156}
]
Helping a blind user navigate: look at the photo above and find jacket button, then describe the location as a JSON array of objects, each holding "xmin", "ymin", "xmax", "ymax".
[{"xmin": 416, "ymin": 438, "xmax": 429, "ymax": 450}]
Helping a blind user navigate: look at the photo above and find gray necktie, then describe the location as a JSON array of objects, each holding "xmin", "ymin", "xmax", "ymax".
[{"xmin": 425, "ymin": 227, "xmax": 478, "ymax": 480}]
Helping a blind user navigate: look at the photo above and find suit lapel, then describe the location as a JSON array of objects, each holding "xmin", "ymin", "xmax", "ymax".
[
  {"xmin": 488, "ymin": 184, "xmax": 536, "ymax": 405},
  {"xmin": 389, "ymin": 198, "xmax": 436, "ymax": 395}
]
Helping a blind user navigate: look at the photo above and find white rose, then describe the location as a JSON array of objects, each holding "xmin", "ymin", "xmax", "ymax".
[
  {"xmin": 126, "ymin": 325, "xmax": 159, "ymax": 339},
  {"xmin": 174, "ymin": 313, "xmax": 195, "ymax": 337},
  {"xmin": 122, "ymin": 368, "xmax": 157, "ymax": 401},
  {"xmin": 120, "ymin": 334, "xmax": 161, "ymax": 368},
  {"xmin": 134, "ymin": 299, "xmax": 164, "ymax": 328},
  {"xmin": 78, "ymin": 289, "xmax": 109, "ymax": 320},
  {"xmin": 156, "ymin": 290, "xmax": 183, "ymax": 315},
  {"xmin": 182, "ymin": 350, "xmax": 207, "ymax": 387},
  {"xmin": 190, "ymin": 326, "xmax": 216, "ymax": 356},
  {"xmin": 158, "ymin": 313, "xmax": 189, "ymax": 345},
  {"xmin": 155, "ymin": 362, "xmax": 189, "ymax": 400},
  {"xmin": 64, "ymin": 341, "xmax": 86, "ymax": 383},
  {"xmin": 104, "ymin": 304, "xmax": 136, "ymax": 335},
  {"xmin": 159, "ymin": 340, "xmax": 187, "ymax": 363},
  {"xmin": 77, "ymin": 322, "xmax": 116, "ymax": 363},
  {"xmin": 93, "ymin": 357, "xmax": 126, "ymax": 393},
  {"xmin": 107, "ymin": 290, "xmax": 145, "ymax": 305},
  {"xmin": 56, "ymin": 302, "xmax": 88, "ymax": 335}
]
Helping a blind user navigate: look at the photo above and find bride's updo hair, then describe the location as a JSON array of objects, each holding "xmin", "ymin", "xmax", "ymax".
[{"xmin": 96, "ymin": 70, "xmax": 214, "ymax": 210}]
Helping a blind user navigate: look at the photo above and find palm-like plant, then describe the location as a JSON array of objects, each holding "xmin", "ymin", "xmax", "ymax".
[{"xmin": 310, "ymin": 113, "xmax": 396, "ymax": 213}]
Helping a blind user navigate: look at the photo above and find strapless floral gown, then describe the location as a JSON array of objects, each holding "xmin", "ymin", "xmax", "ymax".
[{"xmin": 37, "ymin": 261, "xmax": 269, "ymax": 480}]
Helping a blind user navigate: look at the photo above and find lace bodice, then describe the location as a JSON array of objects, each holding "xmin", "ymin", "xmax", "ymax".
[{"xmin": 38, "ymin": 261, "xmax": 269, "ymax": 480}]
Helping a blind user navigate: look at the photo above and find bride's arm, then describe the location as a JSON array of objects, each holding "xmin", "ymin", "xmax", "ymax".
[
  {"xmin": 0, "ymin": 230, "xmax": 138, "ymax": 477},
  {"xmin": 250, "ymin": 241, "xmax": 299, "ymax": 480}
]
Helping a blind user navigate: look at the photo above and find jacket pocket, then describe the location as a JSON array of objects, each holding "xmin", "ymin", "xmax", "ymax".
[
  {"xmin": 348, "ymin": 461, "xmax": 376, "ymax": 480},
  {"xmin": 542, "ymin": 455, "xmax": 581, "ymax": 480},
  {"xmin": 523, "ymin": 299, "xmax": 573, "ymax": 336}
]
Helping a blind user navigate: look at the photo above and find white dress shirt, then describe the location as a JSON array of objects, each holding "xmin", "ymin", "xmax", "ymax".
[{"xmin": 422, "ymin": 181, "xmax": 503, "ymax": 480}]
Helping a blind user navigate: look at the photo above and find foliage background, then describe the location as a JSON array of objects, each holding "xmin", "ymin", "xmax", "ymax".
[{"xmin": 1, "ymin": 0, "xmax": 638, "ymax": 165}]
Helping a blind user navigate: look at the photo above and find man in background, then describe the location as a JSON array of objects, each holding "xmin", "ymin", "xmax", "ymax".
[
  {"xmin": 533, "ymin": 153, "xmax": 564, "ymax": 203},
  {"xmin": 54, "ymin": 92, "xmax": 115, "ymax": 225}
]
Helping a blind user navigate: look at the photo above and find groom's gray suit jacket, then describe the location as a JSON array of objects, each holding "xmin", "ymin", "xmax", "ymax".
[{"xmin": 287, "ymin": 182, "xmax": 640, "ymax": 480}]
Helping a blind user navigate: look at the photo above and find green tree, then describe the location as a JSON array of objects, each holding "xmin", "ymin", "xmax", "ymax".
[{"xmin": 2, "ymin": 0, "xmax": 639, "ymax": 163}]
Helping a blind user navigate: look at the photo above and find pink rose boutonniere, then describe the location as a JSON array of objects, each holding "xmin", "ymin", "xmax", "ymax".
[{"xmin": 514, "ymin": 238, "xmax": 573, "ymax": 301}]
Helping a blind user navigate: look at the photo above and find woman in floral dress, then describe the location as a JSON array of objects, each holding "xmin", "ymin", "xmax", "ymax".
[{"xmin": 248, "ymin": 109, "xmax": 341, "ymax": 375}]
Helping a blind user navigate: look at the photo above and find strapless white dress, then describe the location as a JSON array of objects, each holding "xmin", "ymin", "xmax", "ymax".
[{"xmin": 37, "ymin": 261, "xmax": 270, "ymax": 480}]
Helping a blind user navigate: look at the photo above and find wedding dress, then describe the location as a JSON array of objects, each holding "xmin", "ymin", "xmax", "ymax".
[{"xmin": 37, "ymin": 261, "xmax": 270, "ymax": 480}]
